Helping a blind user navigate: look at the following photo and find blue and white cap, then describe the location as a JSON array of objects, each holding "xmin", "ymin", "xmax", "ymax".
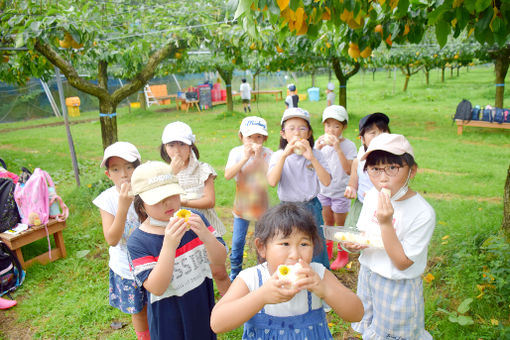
[
  {"xmin": 240, "ymin": 116, "xmax": 268, "ymax": 136},
  {"xmin": 281, "ymin": 107, "xmax": 310, "ymax": 125}
]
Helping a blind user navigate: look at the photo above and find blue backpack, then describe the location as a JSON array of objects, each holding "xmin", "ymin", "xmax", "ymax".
[
  {"xmin": 482, "ymin": 107, "xmax": 493, "ymax": 122},
  {"xmin": 471, "ymin": 105, "xmax": 480, "ymax": 120},
  {"xmin": 493, "ymin": 108, "xmax": 504, "ymax": 124}
]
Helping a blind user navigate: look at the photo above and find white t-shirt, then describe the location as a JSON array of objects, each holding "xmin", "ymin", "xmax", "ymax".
[
  {"xmin": 357, "ymin": 188, "xmax": 436, "ymax": 279},
  {"xmin": 225, "ymin": 145, "xmax": 273, "ymax": 181},
  {"xmin": 356, "ymin": 146, "xmax": 372, "ymax": 203},
  {"xmin": 268, "ymin": 149, "xmax": 331, "ymax": 202},
  {"xmin": 238, "ymin": 262, "xmax": 327, "ymax": 316},
  {"xmin": 93, "ymin": 186, "xmax": 140, "ymax": 279},
  {"xmin": 240, "ymin": 83, "xmax": 251, "ymax": 100},
  {"xmin": 326, "ymin": 91, "xmax": 335, "ymax": 105},
  {"xmin": 315, "ymin": 138, "xmax": 357, "ymax": 198}
]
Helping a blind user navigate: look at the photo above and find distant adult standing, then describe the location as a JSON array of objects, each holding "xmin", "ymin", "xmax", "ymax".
[
  {"xmin": 326, "ymin": 82, "xmax": 335, "ymax": 106},
  {"xmin": 240, "ymin": 78, "xmax": 252, "ymax": 113},
  {"xmin": 285, "ymin": 84, "xmax": 299, "ymax": 108}
]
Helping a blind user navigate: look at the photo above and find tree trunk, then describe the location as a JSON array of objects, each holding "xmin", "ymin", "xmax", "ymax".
[
  {"xmin": 403, "ymin": 75, "xmax": 410, "ymax": 91},
  {"xmin": 331, "ymin": 57, "xmax": 360, "ymax": 109},
  {"xmin": 372, "ymin": 68, "xmax": 376, "ymax": 81},
  {"xmin": 457, "ymin": 66, "xmax": 460, "ymax": 76},
  {"xmin": 217, "ymin": 66, "xmax": 233, "ymax": 111},
  {"xmin": 425, "ymin": 70, "xmax": 429, "ymax": 86},
  {"xmin": 441, "ymin": 66, "xmax": 445, "ymax": 82},
  {"xmin": 503, "ymin": 164, "xmax": 510, "ymax": 236},
  {"xmin": 311, "ymin": 69, "xmax": 316, "ymax": 87},
  {"xmin": 450, "ymin": 65, "xmax": 453, "ymax": 77},
  {"xmin": 99, "ymin": 99, "xmax": 118, "ymax": 149},
  {"xmin": 494, "ymin": 49, "xmax": 509, "ymax": 108}
]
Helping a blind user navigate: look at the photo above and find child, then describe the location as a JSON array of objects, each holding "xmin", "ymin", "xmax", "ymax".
[
  {"xmin": 127, "ymin": 161, "xmax": 227, "ymax": 339},
  {"xmin": 344, "ymin": 134, "xmax": 435, "ymax": 339},
  {"xmin": 314, "ymin": 105, "xmax": 357, "ymax": 269},
  {"xmin": 225, "ymin": 116, "xmax": 273, "ymax": 281},
  {"xmin": 240, "ymin": 78, "xmax": 252, "ymax": 113},
  {"xmin": 285, "ymin": 84, "xmax": 299, "ymax": 108},
  {"xmin": 326, "ymin": 82, "xmax": 335, "ymax": 106},
  {"xmin": 267, "ymin": 107, "xmax": 331, "ymax": 269},
  {"xmin": 159, "ymin": 121, "xmax": 230, "ymax": 295},
  {"xmin": 210, "ymin": 203, "xmax": 364, "ymax": 338},
  {"xmin": 92, "ymin": 141, "xmax": 149, "ymax": 340},
  {"xmin": 344, "ymin": 112, "xmax": 390, "ymax": 228}
]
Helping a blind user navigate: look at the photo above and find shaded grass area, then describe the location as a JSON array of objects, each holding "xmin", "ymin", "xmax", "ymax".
[{"xmin": 0, "ymin": 65, "xmax": 508, "ymax": 339}]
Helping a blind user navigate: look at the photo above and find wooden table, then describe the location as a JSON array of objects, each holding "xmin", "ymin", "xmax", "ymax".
[
  {"xmin": 455, "ymin": 119, "xmax": 510, "ymax": 135},
  {"xmin": 252, "ymin": 90, "xmax": 283, "ymax": 101},
  {"xmin": 0, "ymin": 219, "xmax": 68, "ymax": 269},
  {"xmin": 175, "ymin": 98, "xmax": 201, "ymax": 112}
]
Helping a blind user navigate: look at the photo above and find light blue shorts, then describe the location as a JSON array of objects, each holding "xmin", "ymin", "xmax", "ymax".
[{"xmin": 352, "ymin": 265, "xmax": 432, "ymax": 340}]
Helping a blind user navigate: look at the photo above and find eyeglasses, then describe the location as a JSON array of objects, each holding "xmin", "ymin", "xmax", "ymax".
[
  {"xmin": 367, "ymin": 165, "xmax": 402, "ymax": 177},
  {"xmin": 283, "ymin": 126, "xmax": 309, "ymax": 132}
]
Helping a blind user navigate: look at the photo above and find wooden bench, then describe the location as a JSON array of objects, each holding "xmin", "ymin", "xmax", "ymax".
[
  {"xmin": 252, "ymin": 90, "xmax": 283, "ymax": 101},
  {"xmin": 455, "ymin": 119, "xmax": 510, "ymax": 135},
  {"xmin": 0, "ymin": 219, "xmax": 68, "ymax": 269}
]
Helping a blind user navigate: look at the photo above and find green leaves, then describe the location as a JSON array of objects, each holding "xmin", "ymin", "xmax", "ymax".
[{"xmin": 435, "ymin": 20, "xmax": 450, "ymax": 47}]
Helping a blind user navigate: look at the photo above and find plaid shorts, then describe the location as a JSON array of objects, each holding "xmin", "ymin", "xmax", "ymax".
[
  {"xmin": 352, "ymin": 265, "xmax": 432, "ymax": 340},
  {"xmin": 109, "ymin": 269, "xmax": 147, "ymax": 314}
]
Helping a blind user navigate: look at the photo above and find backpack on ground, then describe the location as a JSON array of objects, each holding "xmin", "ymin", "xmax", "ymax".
[
  {"xmin": 0, "ymin": 159, "xmax": 21, "ymax": 233},
  {"xmin": 14, "ymin": 168, "xmax": 68, "ymax": 227},
  {"xmin": 0, "ymin": 241, "xmax": 25, "ymax": 297},
  {"xmin": 482, "ymin": 106, "xmax": 493, "ymax": 122},
  {"xmin": 494, "ymin": 108, "xmax": 504, "ymax": 124},
  {"xmin": 453, "ymin": 99, "xmax": 472, "ymax": 122}
]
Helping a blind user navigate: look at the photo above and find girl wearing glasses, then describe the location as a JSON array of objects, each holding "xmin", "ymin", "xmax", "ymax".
[
  {"xmin": 344, "ymin": 133, "xmax": 435, "ymax": 340},
  {"xmin": 267, "ymin": 107, "xmax": 331, "ymax": 269}
]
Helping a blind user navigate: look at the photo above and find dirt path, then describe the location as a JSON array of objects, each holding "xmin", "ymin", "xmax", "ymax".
[{"xmin": 0, "ymin": 118, "xmax": 97, "ymax": 134}]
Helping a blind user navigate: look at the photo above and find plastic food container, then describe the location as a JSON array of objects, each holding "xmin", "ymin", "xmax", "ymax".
[{"xmin": 321, "ymin": 225, "xmax": 384, "ymax": 248}]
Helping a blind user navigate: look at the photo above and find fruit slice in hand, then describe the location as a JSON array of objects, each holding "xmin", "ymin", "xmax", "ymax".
[
  {"xmin": 293, "ymin": 141, "xmax": 304, "ymax": 155},
  {"xmin": 277, "ymin": 263, "xmax": 303, "ymax": 284},
  {"xmin": 381, "ymin": 188, "xmax": 391, "ymax": 197}
]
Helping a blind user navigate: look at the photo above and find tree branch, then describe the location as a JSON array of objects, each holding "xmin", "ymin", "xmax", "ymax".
[
  {"xmin": 110, "ymin": 39, "xmax": 186, "ymax": 106},
  {"xmin": 34, "ymin": 39, "xmax": 109, "ymax": 101}
]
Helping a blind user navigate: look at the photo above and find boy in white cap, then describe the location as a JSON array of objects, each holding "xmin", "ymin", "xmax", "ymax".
[
  {"xmin": 92, "ymin": 142, "xmax": 149, "ymax": 340},
  {"xmin": 342, "ymin": 134, "xmax": 435, "ymax": 340},
  {"xmin": 315, "ymin": 105, "xmax": 357, "ymax": 269},
  {"xmin": 224, "ymin": 116, "xmax": 273, "ymax": 281},
  {"xmin": 127, "ymin": 161, "xmax": 226, "ymax": 340}
]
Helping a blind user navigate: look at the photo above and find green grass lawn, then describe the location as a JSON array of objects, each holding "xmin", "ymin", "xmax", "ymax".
[{"xmin": 0, "ymin": 65, "xmax": 508, "ymax": 339}]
